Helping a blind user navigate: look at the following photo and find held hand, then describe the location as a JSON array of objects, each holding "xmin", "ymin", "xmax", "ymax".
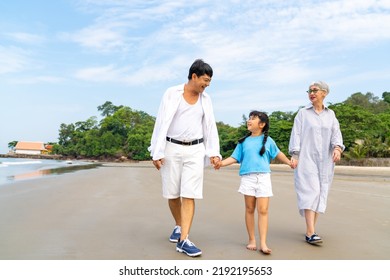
[
  {"xmin": 332, "ymin": 149, "xmax": 342, "ymax": 162},
  {"xmin": 291, "ymin": 157, "xmax": 299, "ymax": 169},
  {"xmin": 210, "ymin": 156, "xmax": 220, "ymax": 166},
  {"xmin": 152, "ymin": 159, "xmax": 164, "ymax": 170},
  {"xmin": 214, "ymin": 160, "xmax": 222, "ymax": 170}
]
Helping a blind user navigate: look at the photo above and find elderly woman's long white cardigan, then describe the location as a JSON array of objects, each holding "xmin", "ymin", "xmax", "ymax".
[{"xmin": 148, "ymin": 84, "xmax": 221, "ymax": 165}]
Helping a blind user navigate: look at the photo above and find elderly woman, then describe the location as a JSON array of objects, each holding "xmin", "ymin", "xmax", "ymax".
[{"xmin": 289, "ymin": 81, "xmax": 344, "ymax": 244}]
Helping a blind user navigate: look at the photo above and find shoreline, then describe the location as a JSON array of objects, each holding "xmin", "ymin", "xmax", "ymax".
[
  {"xmin": 1, "ymin": 153, "xmax": 389, "ymax": 167},
  {"xmin": 0, "ymin": 153, "xmax": 137, "ymax": 163}
]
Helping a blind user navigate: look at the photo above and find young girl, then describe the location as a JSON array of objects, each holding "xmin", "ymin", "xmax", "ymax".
[{"xmin": 214, "ymin": 111, "xmax": 292, "ymax": 254}]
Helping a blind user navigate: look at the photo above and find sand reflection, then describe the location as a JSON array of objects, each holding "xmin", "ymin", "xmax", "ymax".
[{"xmin": 7, "ymin": 163, "xmax": 101, "ymax": 182}]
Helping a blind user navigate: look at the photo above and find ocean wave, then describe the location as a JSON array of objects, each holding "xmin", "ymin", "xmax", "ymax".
[{"xmin": 0, "ymin": 160, "xmax": 42, "ymax": 166}]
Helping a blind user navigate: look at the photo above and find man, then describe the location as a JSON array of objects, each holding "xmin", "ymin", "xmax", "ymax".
[{"xmin": 148, "ymin": 59, "xmax": 221, "ymax": 257}]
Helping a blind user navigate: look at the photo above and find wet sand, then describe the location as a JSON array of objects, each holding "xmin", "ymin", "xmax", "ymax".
[{"xmin": 0, "ymin": 162, "xmax": 389, "ymax": 260}]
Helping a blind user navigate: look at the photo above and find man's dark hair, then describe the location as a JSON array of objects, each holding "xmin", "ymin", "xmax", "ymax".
[{"xmin": 188, "ymin": 59, "xmax": 213, "ymax": 80}]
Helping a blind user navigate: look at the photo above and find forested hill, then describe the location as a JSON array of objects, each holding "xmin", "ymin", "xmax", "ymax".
[{"xmin": 14, "ymin": 92, "xmax": 390, "ymax": 163}]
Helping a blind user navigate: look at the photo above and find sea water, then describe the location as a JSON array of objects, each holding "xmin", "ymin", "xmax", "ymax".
[{"xmin": 0, "ymin": 157, "xmax": 99, "ymax": 185}]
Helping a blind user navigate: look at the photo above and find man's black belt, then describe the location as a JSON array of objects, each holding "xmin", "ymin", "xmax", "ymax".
[{"xmin": 166, "ymin": 137, "xmax": 204, "ymax": 146}]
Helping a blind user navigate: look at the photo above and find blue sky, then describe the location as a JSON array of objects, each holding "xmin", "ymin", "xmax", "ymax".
[{"xmin": 1, "ymin": 0, "xmax": 390, "ymax": 154}]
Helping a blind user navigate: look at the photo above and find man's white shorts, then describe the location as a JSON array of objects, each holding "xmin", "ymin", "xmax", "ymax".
[
  {"xmin": 238, "ymin": 173, "xmax": 273, "ymax": 198},
  {"xmin": 160, "ymin": 141, "xmax": 205, "ymax": 199}
]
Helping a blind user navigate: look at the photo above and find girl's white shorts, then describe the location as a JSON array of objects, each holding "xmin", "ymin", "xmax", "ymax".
[{"xmin": 238, "ymin": 172, "xmax": 273, "ymax": 198}]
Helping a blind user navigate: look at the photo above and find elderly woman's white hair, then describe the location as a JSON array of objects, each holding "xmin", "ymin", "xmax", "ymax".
[{"xmin": 309, "ymin": 81, "xmax": 329, "ymax": 93}]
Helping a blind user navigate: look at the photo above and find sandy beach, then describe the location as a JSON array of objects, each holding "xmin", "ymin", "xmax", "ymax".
[{"xmin": 0, "ymin": 162, "xmax": 389, "ymax": 260}]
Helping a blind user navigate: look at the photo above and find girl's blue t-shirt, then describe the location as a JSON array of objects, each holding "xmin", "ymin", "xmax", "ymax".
[{"xmin": 231, "ymin": 135, "xmax": 280, "ymax": 175}]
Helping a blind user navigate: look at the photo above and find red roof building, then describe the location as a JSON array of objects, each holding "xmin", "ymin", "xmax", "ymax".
[{"xmin": 15, "ymin": 141, "xmax": 46, "ymax": 155}]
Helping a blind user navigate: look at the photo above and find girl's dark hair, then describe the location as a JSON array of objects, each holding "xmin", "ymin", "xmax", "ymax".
[
  {"xmin": 188, "ymin": 59, "xmax": 213, "ymax": 80},
  {"xmin": 238, "ymin": 111, "xmax": 269, "ymax": 156}
]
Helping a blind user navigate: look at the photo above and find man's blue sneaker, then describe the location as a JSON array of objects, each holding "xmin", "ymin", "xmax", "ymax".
[
  {"xmin": 169, "ymin": 226, "xmax": 181, "ymax": 243},
  {"xmin": 176, "ymin": 238, "xmax": 202, "ymax": 257}
]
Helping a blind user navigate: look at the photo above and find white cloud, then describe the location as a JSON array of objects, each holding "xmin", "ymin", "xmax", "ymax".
[
  {"xmin": 74, "ymin": 58, "xmax": 186, "ymax": 85},
  {"xmin": 75, "ymin": 65, "xmax": 124, "ymax": 82},
  {"xmin": 5, "ymin": 32, "xmax": 46, "ymax": 45},
  {"xmin": 60, "ymin": 24, "xmax": 129, "ymax": 53},
  {"xmin": 10, "ymin": 76, "xmax": 65, "ymax": 84},
  {"xmin": 0, "ymin": 46, "xmax": 31, "ymax": 74}
]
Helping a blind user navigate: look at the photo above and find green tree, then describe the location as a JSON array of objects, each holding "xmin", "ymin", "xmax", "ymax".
[
  {"xmin": 8, "ymin": 141, "xmax": 18, "ymax": 151},
  {"xmin": 77, "ymin": 129, "xmax": 101, "ymax": 157},
  {"xmin": 343, "ymin": 140, "xmax": 368, "ymax": 160},
  {"xmin": 58, "ymin": 123, "xmax": 75, "ymax": 146},
  {"xmin": 126, "ymin": 114, "xmax": 155, "ymax": 160},
  {"xmin": 269, "ymin": 111, "xmax": 295, "ymax": 122},
  {"xmin": 330, "ymin": 102, "xmax": 389, "ymax": 158},
  {"xmin": 97, "ymin": 101, "xmax": 123, "ymax": 117},
  {"xmin": 345, "ymin": 92, "xmax": 389, "ymax": 114},
  {"xmin": 269, "ymin": 111, "xmax": 294, "ymax": 154},
  {"xmin": 217, "ymin": 122, "xmax": 240, "ymax": 158},
  {"xmin": 98, "ymin": 131, "xmax": 124, "ymax": 157},
  {"xmin": 383, "ymin": 92, "xmax": 390, "ymax": 104},
  {"xmin": 330, "ymin": 103, "xmax": 374, "ymax": 149},
  {"xmin": 75, "ymin": 117, "xmax": 98, "ymax": 132}
]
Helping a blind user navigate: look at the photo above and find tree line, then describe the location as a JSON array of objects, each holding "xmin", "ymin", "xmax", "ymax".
[{"xmin": 39, "ymin": 91, "xmax": 390, "ymax": 161}]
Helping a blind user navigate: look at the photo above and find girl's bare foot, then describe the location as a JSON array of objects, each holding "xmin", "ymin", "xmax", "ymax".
[
  {"xmin": 246, "ymin": 240, "xmax": 257, "ymax": 251},
  {"xmin": 259, "ymin": 246, "xmax": 272, "ymax": 254}
]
